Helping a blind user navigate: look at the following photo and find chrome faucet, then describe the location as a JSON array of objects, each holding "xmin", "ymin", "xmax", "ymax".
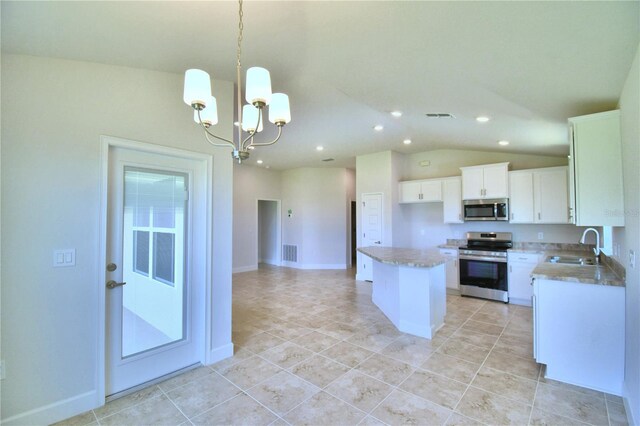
[{"xmin": 580, "ymin": 227, "xmax": 601, "ymax": 263}]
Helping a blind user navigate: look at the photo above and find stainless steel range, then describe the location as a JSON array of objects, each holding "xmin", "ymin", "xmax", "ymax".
[{"xmin": 458, "ymin": 232, "xmax": 512, "ymax": 303}]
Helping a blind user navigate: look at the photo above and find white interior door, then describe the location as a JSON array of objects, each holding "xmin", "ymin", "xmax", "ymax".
[
  {"xmin": 105, "ymin": 144, "xmax": 206, "ymax": 396},
  {"xmin": 359, "ymin": 193, "xmax": 383, "ymax": 281}
]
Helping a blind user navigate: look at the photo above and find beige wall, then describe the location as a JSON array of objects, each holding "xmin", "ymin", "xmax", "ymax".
[
  {"xmin": 0, "ymin": 55, "xmax": 234, "ymax": 423},
  {"xmin": 402, "ymin": 148, "xmax": 567, "ymax": 181},
  {"xmin": 232, "ymin": 164, "xmax": 282, "ymax": 272},
  {"xmin": 281, "ymin": 167, "xmax": 353, "ymax": 268}
]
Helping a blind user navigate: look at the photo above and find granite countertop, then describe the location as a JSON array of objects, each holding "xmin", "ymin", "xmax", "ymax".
[
  {"xmin": 358, "ymin": 246, "xmax": 448, "ymax": 268},
  {"xmin": 437, "ymin": 244, "xmax": 460, "ymax": 249},
  {"xmin": 531, "ymin": 262, "xmax": 624, "ymax": 287},
  {"xmin": 531, "ymin": 250, "xmax": 624, "ymax": 287}
]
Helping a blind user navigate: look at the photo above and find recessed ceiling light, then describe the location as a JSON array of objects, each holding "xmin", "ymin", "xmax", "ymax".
[
  {"xmin": 373, "ymin": 124, "xmax": 384, "ymax": 131},
  {"xmin": 498, "ymin": 140, "xmax": 510, "ymax": 146},
  {"xmin": 403, "ymin": 139, "xmax": 412, "ymax": 145},
  {"xmin": 476, "ymin": 116, "xmax": 490, "ymax": 123},
  {"xmin": 316, "ymin": 146, "xmax": 324, "ymax": 151},
  {"xmin": 256, "ymin": 160, "xmax": 263, "ymax": 164},
  {"xmin": 391, "ymin": 111, "xmax": 403, "ymax": 118}
]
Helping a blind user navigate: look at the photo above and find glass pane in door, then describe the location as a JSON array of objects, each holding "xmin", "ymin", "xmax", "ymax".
[{"xmin": 121, "ymin": 167, "xmax": 187, "ymax": 358}]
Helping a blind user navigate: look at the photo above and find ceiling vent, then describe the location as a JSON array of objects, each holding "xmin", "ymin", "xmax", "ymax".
[
  {"xmin": 425, "ymin": 113, "xmax": 456, "ymax": 118},
  {"xmin": 322, "ymin": 158, "xmax": 335, "ymax": 162}
]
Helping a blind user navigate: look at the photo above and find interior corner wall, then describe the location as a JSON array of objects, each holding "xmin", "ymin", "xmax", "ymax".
[
  {"xmin": 281, "ymin": 168, "xmax": 350, "ymax": 269},
  {"xmin": 613, "ymin": 41, "xmax": 640, "ymax": 425},
  {"xmin": 232, "ymin": 164, "xmax": 282, "ymax": 272},
  {"xmin": 258, "ymin": 200, "xmax": 278, "ymax": 265},
  {"xmin": 0, "ymin": 54, "xmax": 234, "ymax": 424},
  {"xmin": 345, "ymin": 168, "xmax": 356, "ymax": 266}
]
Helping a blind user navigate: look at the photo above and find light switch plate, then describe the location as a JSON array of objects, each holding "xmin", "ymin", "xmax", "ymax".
[
  {"xmin": 537, "ymin": 232, "xmax": 544, "ymax": 240},
  {"xmin": 53, "ymin": 249, "xmax": 76, "ymax": 267},
  {"xmin": 630, "ymin": 250, "xmax": 636, "ymax": 269}
]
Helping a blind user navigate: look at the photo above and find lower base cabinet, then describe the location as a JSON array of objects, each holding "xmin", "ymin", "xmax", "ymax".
[
  {"xmin": 533, "ymin": 278, "xmax": 624, "ymax": 395},
  {"xmin": 507, "ymin": 252, "xmax": 542, "ymax": 306},
  {"xmin": 439, "ymin": 248, "xmax": 459, "ymax": 290}
]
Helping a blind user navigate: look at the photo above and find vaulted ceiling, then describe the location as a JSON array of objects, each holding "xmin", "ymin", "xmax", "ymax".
[{"xmin": 2, "ymin": 1, "xmax": 639, "ymax": 169}]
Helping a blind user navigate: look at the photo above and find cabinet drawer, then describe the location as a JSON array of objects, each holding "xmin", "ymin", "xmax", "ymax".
[
  {"xmin": 508, "ymin": 252, "xmax": 540, "ymax": 264},
  {"xmin": 439, "ymin": 248, "xmax": 458, "ymax": 257}
]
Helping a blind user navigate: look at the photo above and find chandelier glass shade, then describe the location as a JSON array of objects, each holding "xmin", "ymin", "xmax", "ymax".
[{"xmin": 182, "ymin": 0, "xmax": 291, "ymax": 163}]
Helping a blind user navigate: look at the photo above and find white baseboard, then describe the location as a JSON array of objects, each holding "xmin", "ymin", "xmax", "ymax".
[
  {"xmin": 232, "ymin": 264, "xmax": 257, "ymax": 273},
  {"xmin": 260, "ymin": 258, "xmax": 281, "ymax": 266},
  {"xmin": 1, "ymin": 390, "xmax": 99, "ymax": 426},
  {"xmin": 206, "ymin": 342, "xmax": 234, "ymax": 365},
  {"xmin": 446, "ymin": 288, "xmax": 461, "ymax": 296},
  {"xmin": 281, "ymin": 262, "xmax": 347, "ymax": 270}
]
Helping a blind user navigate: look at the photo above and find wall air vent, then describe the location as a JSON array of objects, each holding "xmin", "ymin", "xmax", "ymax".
[
  {"xmin": 322, "ymin": 158, "xmax": 335, "ymax": 162},
  {"xmin": 283, "ymin": 244, "xmax": 298, "ymax": 262},
  {"xmin": 425, "ymin": 113, "xmax": 456, "ymax": 118}
]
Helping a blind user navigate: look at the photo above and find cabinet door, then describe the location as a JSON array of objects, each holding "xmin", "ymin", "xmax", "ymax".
[
  {"xmin": 399, "ymin": 181, "xmax": 422, "ymax": 203},
  {"xmin": 508, "ymin": 261, "xmax": 536, "ymax": 306},
  {"xmin": 443, "ymin": 178, "xmax": 463, "ymax": 223},
  {"xmin": 483, "ymin": 163, "xmax": 509, "ymax": 198},
  {"xmin": 509, "ymin": 172, "xmax": 534, "ymax": 223},
  {"xmin": 439, "ymin": 249, "xmax": 459, "ymax": 290},
  {"xmin": 535, "ymin": 168, "xmax": 569, "ymax": 223},
  {"xmin": 571, "ymin": 111, "xmax": 624, "ymax": 226},
  {"xmin": 461, "ymin": 168, "xmax": 484, "ymax": 200},
  {"xmin": 421, "ymin": 180, "xmax": 443, "ymax": 202}
]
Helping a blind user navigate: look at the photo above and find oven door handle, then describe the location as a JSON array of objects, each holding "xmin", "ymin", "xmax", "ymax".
[{"xmin": 459, "ymin": 254, "xmax": 507, "ymax": 263}]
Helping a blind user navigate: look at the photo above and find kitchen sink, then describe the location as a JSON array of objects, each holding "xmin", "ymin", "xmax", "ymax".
[{"xmin": 546, "ymin": 255, "xmax": 596, "ymax": 266}]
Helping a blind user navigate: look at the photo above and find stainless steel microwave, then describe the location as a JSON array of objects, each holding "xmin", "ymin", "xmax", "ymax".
[{"xmin": 463, "ymin": 199, "xmax": 509, "ymax": 221}]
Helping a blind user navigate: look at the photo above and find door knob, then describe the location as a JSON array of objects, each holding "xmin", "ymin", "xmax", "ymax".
[{"xmin": 106, "ymin": 280, "xmax": 126, "ymax": 289}]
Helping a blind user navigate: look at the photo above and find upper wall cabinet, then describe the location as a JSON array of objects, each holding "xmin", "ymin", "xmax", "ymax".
[
  {"xmin": 399, "ymin": 179, "xmax": 443, "ymax": 203},
  {"xmin": 442, "ymin": 177, "xmax": 463, "ymax": 223},
  {"xmin": 569, "ymin": 110, "xmax": 624, "ymax": 226},
  {"xmin": 509, "ymin": 166, "xmax": 570, "ymax": 224},
  {"xmin": 460, "ymin": 162, "xmax": 509, "ymax": 200}
]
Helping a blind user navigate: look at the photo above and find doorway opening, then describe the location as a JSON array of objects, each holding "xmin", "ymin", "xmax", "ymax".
[{"xmin": 257, "ymin": 199, "xmax": 281, "ymax": 267}]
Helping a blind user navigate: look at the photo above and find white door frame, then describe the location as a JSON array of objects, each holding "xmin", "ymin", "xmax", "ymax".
[
  {"xmin": 255, "ymin": 199, "xmax": 282, "ymax": 267},
  {"xmin": 97, "ymin": 135, "xmax": 213, "ymax": 403},
  {"xmin": 357, "ymin": 192, "xmax": 384, "ymax": 281}
]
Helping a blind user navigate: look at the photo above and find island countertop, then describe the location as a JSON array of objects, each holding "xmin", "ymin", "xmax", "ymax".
[{"xmin": 358, "ymin": 246, "xmax": 448, "ymax": 268}]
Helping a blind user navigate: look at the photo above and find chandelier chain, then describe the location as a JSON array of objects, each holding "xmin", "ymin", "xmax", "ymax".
[{"xmin": 237, "ymin": 0, "xmax": 243, "ymax": 69}]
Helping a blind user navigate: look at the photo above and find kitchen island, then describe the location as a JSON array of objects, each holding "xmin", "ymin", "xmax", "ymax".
[{"xmin": 357, "ymin": 246, "xmax": 448, "ymax": 339}]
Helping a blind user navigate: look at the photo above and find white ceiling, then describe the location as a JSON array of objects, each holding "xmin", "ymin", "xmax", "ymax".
[{"xmin": 2, "ymin": 1, "xmax": 639, "ymax": 170}]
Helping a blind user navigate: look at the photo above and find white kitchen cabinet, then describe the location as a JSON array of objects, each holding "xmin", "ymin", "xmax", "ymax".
[
  {"xmin": 442, "ymin": 177, "xmax": 463, "ymax": 223},
  {"xmin": 507, "ymin": 252, "xmax": 541, "ymax": 306},
  {"xmin": 569, "ymin": 110, "xmax": 624, "ymax": 226},
  {"xmin": 534, "ymin": 167, "xmax": 569, "ymax": 223},
  {"xmin": 508, "ymin": 172, "xmax": 535, "ymax": 223},
  {"xmin": 509, "ymin": 167, "xmax": 569, "ymax": 224},
  {"xmin": 460, "ymin": 162, "xmax": 509, "ymax": 200},
  {"xmin": 533, "ymin": 278, "xmax": 624, "ymax": 394},
  {"xmin": 399, "ymin": 179, "xmax": 442, "ymax": 203},
  {"xmin": 439, "ymin": 248, "xmax": 459, "ymax": 291}
]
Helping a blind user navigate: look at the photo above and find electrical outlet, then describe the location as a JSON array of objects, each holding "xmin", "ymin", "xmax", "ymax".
[
  {"xmin": 537, "ymin": 232, "xmax": 544, "ymax": 240},
  {"xmin": 630, "ymin": 250, "xmax": 636, "ymax": 269},
  {"xmin": 0, "ymin": 360, "xmax": 5, "ymax": 380}
]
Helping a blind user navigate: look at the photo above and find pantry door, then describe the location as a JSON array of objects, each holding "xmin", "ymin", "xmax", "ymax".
[{"xmin": 104, "ymin": 140, "xmax": 209, "ymax": 396}]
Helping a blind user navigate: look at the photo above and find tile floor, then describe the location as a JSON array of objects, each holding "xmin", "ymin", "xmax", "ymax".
[{"xmin": 59, "ymin": 265, "xmax": 628, "ymax": 426}]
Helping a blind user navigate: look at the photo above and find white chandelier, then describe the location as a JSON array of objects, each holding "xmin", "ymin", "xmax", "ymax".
[{"xmin": 182, "ymin": 0, "xmax": 291, "ymax": 164}]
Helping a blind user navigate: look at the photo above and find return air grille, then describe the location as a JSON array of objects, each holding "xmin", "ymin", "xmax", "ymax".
[
  {"xmin": 425, "ymin": 113, "xmax": 456, "ymax": 118},
  {"xmin": 283, "ymin": 244, "xmax": 298, "ymax": 262}
]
